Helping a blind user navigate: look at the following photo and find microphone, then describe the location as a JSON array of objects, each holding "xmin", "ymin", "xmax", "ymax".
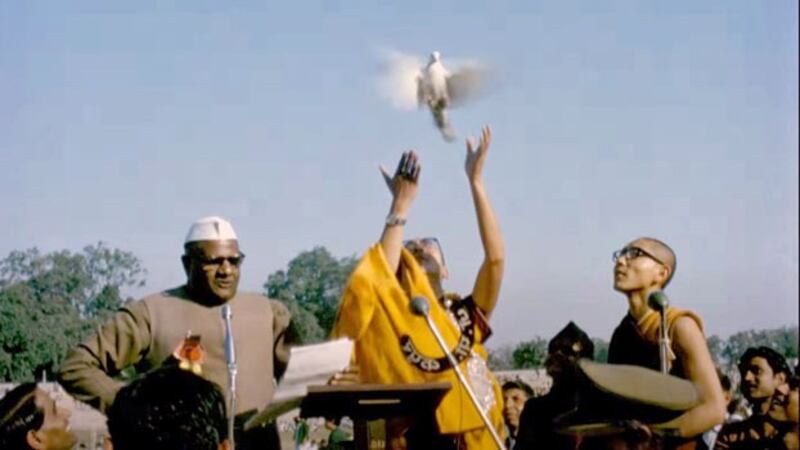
[
  {"xmin": 647, "ymin": 291, "xmax": 670, "ymax": 374},
  {"xmin": 222, "ymin": 305, "xmax": 237, "ymax": 366},
  {"xmin": 409, "ymin": 296, "xmax": 506, "ymax": 450},
  {"xmin": 647, "ymin": 291, "xmax": 669, "ymax": 311},
  {"xmin": 410, "ymin": 296, "xmax": 430, "ymax": 316},
  {"xmin": 221, "ymin": 304, "xmax": 237, "ymax": 450}
]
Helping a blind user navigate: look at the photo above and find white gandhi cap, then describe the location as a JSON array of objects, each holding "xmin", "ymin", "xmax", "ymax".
[{"xmin": 184, "ymin": 216, "xmax": 238, "ymax": 243}]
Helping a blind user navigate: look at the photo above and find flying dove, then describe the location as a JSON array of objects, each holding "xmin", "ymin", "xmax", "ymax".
[{"xmin": 378, "ymin": 50, "xmax": 487, "ymax": 142}]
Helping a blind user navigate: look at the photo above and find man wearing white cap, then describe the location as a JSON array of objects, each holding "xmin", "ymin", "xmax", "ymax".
[{"xmin": 58, "ymin": 216, "xmax": 292, "ymax": 448}]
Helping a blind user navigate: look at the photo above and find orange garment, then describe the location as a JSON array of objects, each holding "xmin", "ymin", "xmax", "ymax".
[
  {"xmin": 636, "ymin": 306, "xmax": 704, "ymax": 366},
  {"xmin": 332, "ymin": 244, "xmax": 504, "ymax": 447}
]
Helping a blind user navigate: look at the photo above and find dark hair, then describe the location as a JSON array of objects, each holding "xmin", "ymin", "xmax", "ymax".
[
  {"xmin": 737, "ymin": 346, "xmax": 792, "ymax": 379},
  {"xmin": 0, "ymin": 383, "xmax": 43, "ymax": 450},
  {"xmin": 502, "ymin": 380, "xmax": 534, "ymax": 398},
  {"xmin": 107, "ymin": 367, "xmax": 228, "ymax": 450}
]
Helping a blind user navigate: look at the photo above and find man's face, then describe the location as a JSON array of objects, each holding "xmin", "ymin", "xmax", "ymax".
[
  {"xmin": 769, "ymin": 383, "xmax": 799, "ymax": 423},
  {"xmin": 741, "ymin": 356, "xmax": 784, "ymax": 402},
  {"xmin": 32, "ymin": 389, "xmax": 76, "ymax": 450},
  {"xmin": 183, "ymin": 240, "xmax": 243, "ymax": 304},
  {"xmin": 502, "ymin": 388, "xmax": 529, "ymax": 430},
  {"xmin": 613, "ymin": 239, "xmax": 669, "ymax": 294}
]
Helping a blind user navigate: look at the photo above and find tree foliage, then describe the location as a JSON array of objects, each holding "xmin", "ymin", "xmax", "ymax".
[
  {"xmin": 708, "ymin": 326, "xmax": 799, "ymax": 370},
  {"xmin": 0, "ymin": 243, "xmax": 146, "ymax": 382},
  {"xmin": 264, "ymin": 247, "xmax": 357, "ymax": 343},
  {"xmin": 511, "ymin": 337, "xmax": 548, "ymax": 369}
]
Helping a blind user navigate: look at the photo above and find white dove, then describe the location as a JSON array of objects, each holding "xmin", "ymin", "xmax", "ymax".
[{"xmin": 378, "ymin": 50, "xmax": 487, "ymax": 142}]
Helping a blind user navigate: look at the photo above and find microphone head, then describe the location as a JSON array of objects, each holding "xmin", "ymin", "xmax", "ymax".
[
  {"xmin": 648, "ymin": 291, "xmax": 669, "ymax": 312},
  {"xmin": 410, "ymin": 296, "xmax": 431, "ymax": 316}
]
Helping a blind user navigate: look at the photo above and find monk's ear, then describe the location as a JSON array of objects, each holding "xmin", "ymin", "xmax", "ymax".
[
  {"xmin": 656, "ymin": 264, "xmax": 671, "ymax": 286},
  {"xmin": 104, "ymin": 436, "xmax": 115, "ymax": 450}
]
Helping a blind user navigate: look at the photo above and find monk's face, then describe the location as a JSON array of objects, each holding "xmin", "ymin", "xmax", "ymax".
[
  {"xmin": 613, "ymin": 238, "xmax": 672, "ymax": 294},
  {"xmin": 183, "ymin": 240, "xmax": 243, "ymax": 303}
]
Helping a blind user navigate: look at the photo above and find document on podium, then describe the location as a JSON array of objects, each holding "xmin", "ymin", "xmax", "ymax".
[{"xmin": 245, "ymin": 338, "xmax": 353, "ymax": 429}]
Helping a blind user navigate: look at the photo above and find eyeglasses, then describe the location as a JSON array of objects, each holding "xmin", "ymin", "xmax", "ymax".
[
  {"xmin": 404, "ymin": 237, "xmax": 446, "ymax": 267},
  {"xmin": 193, "ymin": 253, "xmax": 246, "ymax": 269},
  {"xmin": 612, "ymin": 247, "xmax": 664, "ymax": 265}
]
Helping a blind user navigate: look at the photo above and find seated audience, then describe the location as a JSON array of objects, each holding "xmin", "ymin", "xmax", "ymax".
[
  {"xmin": 502, "ymin": 380, "xmax": 534, "ymax": 449},
  {"xmin": 0, "ymin": 383, "xmax": 75, "ymax": 450},
  {"xmin": 105, "ymin": 366, "xmax": 229, "ymax": 450}
]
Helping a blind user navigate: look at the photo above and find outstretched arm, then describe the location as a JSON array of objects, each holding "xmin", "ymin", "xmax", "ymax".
[
  {"xmin": 466, "ymin": 126, "xmax": 505, "ymax": 318},
  {"xmin": 379, "ymin": 151, "xmax": 420, "ymax": 273}
]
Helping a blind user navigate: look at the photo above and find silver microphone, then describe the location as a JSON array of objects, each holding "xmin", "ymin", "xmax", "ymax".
[
  {"xmin": 221, "ymin": 304, "xmax": 237, "ymax": 449},
  {"xmin": 647, "ymin": 291, "xmax": 670, "ymax": 374},
  {"xmin": 409, "ymin": 296, "xmax": 506, "ymax": 450}
]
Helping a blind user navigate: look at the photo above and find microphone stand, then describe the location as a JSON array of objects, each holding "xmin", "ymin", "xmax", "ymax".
[
  {"xmin": 648, "ymin": 291, "xmax": 670, "ymax": 375},
  {"xmin": 222, "ymin": 304, "xmax": 237, "ymax": 450},
  {"xmin": 658, "ymin": 307, "xmax": 669, "ymax": 374},
  {"xmin": 411, "ymin": 297, "xmax": 506, "ymax": 450}
]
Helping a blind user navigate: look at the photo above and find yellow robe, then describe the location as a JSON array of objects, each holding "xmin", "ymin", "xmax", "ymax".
[{"xmin": 332, "ymin": 244, "xmax": 504, "ymax": 449}]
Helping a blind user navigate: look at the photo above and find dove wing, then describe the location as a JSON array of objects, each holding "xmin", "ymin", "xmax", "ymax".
[
  {"xmin": 446, "ymin": 64, "xmax": 487, "ymax": 108},
  {"xmin": 377, "ymin": 50, "xmax": 424, "ymax": 111}
]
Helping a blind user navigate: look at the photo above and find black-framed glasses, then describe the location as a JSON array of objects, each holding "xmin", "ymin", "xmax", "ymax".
[
  {"xmin": 193, "ymin": 253, "xmax": 246, "ymax": 269},
  {"xmin": 404, "ymin": 237, "xmax": 446, "ymax": 267},
  {"xmin": 612, "ymin": 247, "xmax": 664, "ymax": 265}
]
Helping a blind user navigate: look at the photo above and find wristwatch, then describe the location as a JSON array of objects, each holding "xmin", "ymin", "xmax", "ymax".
[{"xmin": 385, "ymin": 213, "xmax": 407, "ymax": 227}]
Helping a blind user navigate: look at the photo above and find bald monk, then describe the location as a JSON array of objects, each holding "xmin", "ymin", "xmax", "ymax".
[{"xmin": 608, "ymin": 238, "xmax": 725, "ymax": 444}]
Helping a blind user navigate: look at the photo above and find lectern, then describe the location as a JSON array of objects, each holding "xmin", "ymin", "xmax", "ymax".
[{"xmin": 300, "ymin": 382, "xmax": 452, "ymax": 450}]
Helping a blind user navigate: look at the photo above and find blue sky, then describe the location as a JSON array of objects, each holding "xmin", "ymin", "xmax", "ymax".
[{"xmin": 1, "ymin": 1, "xmax": 797, "ymax": 346}]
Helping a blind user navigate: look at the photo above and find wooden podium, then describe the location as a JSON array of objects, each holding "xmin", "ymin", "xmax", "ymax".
[{"xmin": 300, "ymin": 382, "xmax": 452, "ymax": 450}]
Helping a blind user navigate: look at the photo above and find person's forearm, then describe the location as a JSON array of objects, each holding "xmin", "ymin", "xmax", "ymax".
[
  {"xmin": 469, "ymin": 179, "xmax": 505, "ymax": 316},
  {"xmin": 471, "ymin": 180, "xmax": 504, "ymax": 263},
  {"xmin": 659, "ymin": 401, "xmax": 725, "ymax": 438},
  {"xmin": 58, "ymin": 346, "xmax": 124, "ymax": 412},
  {"xmin": 380, "ymin": 200, "xmax": 410, "ymax": 273}
]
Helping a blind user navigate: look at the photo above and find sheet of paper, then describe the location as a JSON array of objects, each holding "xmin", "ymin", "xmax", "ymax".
[{"xmin": 272, "ymin": 338, "xmax": 353, "ymax": 402}]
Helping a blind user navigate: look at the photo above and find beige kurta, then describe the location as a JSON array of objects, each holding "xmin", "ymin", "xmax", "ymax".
[{"xmin": 57, "ymin": 286, "xmax": 291, "ymax": 414}]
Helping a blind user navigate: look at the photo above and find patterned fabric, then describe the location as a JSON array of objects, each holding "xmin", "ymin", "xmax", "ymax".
[{"xmin": 332, "ymin": 243, "xmax": 504, "ymax": 447}]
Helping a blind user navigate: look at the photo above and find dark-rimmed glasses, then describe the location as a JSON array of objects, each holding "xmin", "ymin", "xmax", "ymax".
[
  {"xmin": 192, "ymin": 253, "xmax": 246, "ymax": 269},
  {"xmin": 612, "ymin": 247, "xmax": 664, "ymax": 265}
]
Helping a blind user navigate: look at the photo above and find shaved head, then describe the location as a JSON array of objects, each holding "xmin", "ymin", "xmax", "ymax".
[{"xmin": 628, "ymin": 237, "xmax": 677, "ymax": 287}]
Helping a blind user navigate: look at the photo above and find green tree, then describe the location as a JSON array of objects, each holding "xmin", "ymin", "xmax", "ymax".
[
  {"xmin": 265, "ymin": 247, "xmax": 357, "ymax": 343},
  {"xmin": 722, "ymin": 326, "xmax": 799, "ymax": 369},
  {"xmin": 0, "ymin": 243, "xmax": 146, "ymax": 381},
  {"xmin": 512, "ymin": 337, "xmax": 548, "ymax": 369}
]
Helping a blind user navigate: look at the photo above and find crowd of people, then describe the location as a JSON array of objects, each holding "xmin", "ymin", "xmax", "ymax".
[{"xmin": 0, "ymin": 125, "xmax": 797, "ymax": 450}]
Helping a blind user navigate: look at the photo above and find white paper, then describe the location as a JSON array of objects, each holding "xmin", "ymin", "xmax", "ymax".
[{"xmin": 272, "ymin": 338, "xmax": 353, "ymax": 402}]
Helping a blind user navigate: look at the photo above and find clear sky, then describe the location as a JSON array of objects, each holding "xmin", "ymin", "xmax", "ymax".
[{"xmin": 1, "ymin": 1, "xmax": 797, "ymax": 346}]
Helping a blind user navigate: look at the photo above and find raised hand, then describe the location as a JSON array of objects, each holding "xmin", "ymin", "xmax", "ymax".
[
  {"xmin": 465, "ymin": 125, "xmax": 491, "ymax": 184},
  {"xmin": 379, "ymin": 150, "xmax": 421, "ymax": 213}
]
